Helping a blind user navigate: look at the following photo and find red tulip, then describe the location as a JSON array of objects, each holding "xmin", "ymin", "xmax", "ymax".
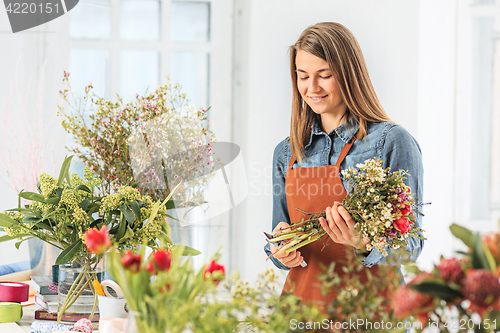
[
  {"xmin": 145, "ymin": 261, "xmax": 156, "ymax": 274},
  {"xmin": 153, "ymin": 249, "xmax": 172, "ymax": 271},
  {"xmin": 145, "ymin": 249, "xmax": 172, "ymax": 275},
  {"xmin": 203, "ymin": 259, "xmax": 225, "ymax": 284},
  {"xmin": 83, "ymin": 225, "xmax": 112, "ymax": 254},
  {"xmin": 121, "ymin": 250, "xmax": 141, "ymax": 273}
]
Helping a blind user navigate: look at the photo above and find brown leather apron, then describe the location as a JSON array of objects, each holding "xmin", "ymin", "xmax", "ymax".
[{"xmin": 281, "ymin": 135, "xmax": 380, "ymax": 310}]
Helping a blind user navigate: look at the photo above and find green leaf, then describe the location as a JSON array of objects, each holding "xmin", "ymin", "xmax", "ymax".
[
  {"xmin": 450, "ymin": 223, "xmax": 474, "ymax": 248},
  {"xmin": 130, "ymin": 201, "xmax": 141, "ymax": 220},
  {"xmin": 19, "ymin": 192, "xmax": 46, "ymax": 203},
  {"xmin": 15, "ymin": 239, "xmax": 25, "ymax": 249},
  {"xmin": 45, "ymin": 197, "xmax": 60, "ymax": 205},
  {"xmin": 472, "ymin": 234, "xmax": 489, "ymax": 270},
  {"xmin": 119, "ymin": 204, "xmax": 135, "ymax": 224},
  {"xmin": 0, "ymin": 214, "xmax": 17, "ymax": 227},
  {"xmin": 173, "ymin": 245, "xmax": 201, "ymax": 256},
  {"xmin": 57, "ymin": 155, "xmax": 73, "ymax": 187},
  {"xmin": 125, "ymin": 226, "xmax": 134, "ymax": 238},
  {"xmin": 157, "ymin": 232, "xmax": 172, "ymax": 247},
  {"xmin": 55, "ymin": 240, "xmax": 82, "ymax": 265},
  {"xmin": 0, "ymin": 234, "xmax": 27, "ymax": 242},
  {"xmin": 165, "ymin": 199, "xmax": 184, "ymax": 210},
  {"xmin": 75, "ymin": 184, "xmax": 92, "ymax": 193},
  {"xmin": 80, "ymin": 198, "xmax": 89, "ymax": 211},
  {"xmin": 409, "ymin": 281, "xmax": 462, "ymax": 301},
  {"xmin": 116, "ymin": 214, "xmax": 127, "ymax": 241}
]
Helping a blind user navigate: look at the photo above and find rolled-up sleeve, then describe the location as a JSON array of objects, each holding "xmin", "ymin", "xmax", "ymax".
[
  {"xmin": 359, "ymin": 124, "xmax": 424, "ymax": 267},
  {"xmin": 264, "ymin": 139, "xmax": 291, "ymax": 271}
]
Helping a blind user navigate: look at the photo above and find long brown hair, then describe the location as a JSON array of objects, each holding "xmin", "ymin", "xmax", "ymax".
[{"xmin": 289, "ymin": 22, "xmax": 393, "ymax": 163}]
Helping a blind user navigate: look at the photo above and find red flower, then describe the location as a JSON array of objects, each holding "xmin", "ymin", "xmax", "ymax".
[
  {"xmin": 393, "ymin": 217, "xmax": 413, "ymax": 234},
  {"xmin": 83, "ymin": 225, "xmax": 112, "ymax": 254},
  {"xmin": 462, "ymin": 269, "xmax": 500, "ymax": 316},
  {"xmin": 145, "ymin": 261, "xmax": 156, "ymax": 274},
  {"xmin": 121, "ymin": 250, "xmax": 141, "ymax": 274},
  {"xmin": 437, "ymin": 258, "xmax": 465, "ymax": 284},
  {"xmin": 392, "ymin": 273, "xmax": 434, "ymax": 324},
  {"xmin": 401, "ymin": 204, "xmax": 412, "ymax": 216},
  {"xmin": 145, "ymin": 250, "xmax": 172, "ymax": 275},
  {"xmin": 153, "ymin": 250, "xmax": 172, "ymax": 271},
  {"xmin": 203, "ymin": 260, "xmax": 225, "ymax": 284}
]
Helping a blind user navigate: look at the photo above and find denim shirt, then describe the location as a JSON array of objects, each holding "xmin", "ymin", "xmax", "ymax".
[{"xmin": 264, "ymin": 117, "xmax": 424, "ymax": 271}]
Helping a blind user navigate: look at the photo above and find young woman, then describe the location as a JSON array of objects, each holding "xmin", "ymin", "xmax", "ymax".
[{"xmin": 264, "ymin": 22, "xmax": 424, "ymax": 308}]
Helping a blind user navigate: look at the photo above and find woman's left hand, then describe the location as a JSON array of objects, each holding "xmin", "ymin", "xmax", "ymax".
[{"xmin": 319, "ymin": 201, "xmax": 369, "ymax": 250}]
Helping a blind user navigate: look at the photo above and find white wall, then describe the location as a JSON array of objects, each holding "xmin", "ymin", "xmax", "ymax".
[
  {"xmin": 231, "ymin": 0, "xmax": 424, "ymax": 282},
  {"xmin": 0, "ymin": 11, "xmax": 69, "ymax": 266}
]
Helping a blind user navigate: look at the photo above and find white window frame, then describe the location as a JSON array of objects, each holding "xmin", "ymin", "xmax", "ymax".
[
  {"xmin": 47, "ymin": 0, "xmax": 234, "ymax": 269},
  {"xmin": 454, "ymin": 0, "xmax": 500, "ymax": 232}
]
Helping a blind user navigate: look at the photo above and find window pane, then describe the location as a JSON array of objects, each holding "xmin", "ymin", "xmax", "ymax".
[
  {"xmin": 170, "ymin": 1, "xmax": 210, "ymax": 42},
  {"xmin": 69, "ymin": 49, "xmax": 110, "ymax": 99},
  {"xmin": 169, "ymin": 52, "xmax": 209, "ymax": 108},
  {"xmin": 69, "ymin": 0, "xmax": 110, "ymax": 39},
  {"xmin": 470, "ymin": 17, "xmax": 494, "ymax": 219},
  {"xmin": 119, "ymin": 50, "xmax": 160, "ymax": 103},
  {"xmin": 120, "ymin": 0, "xmax": 160, "ymax": 41}
]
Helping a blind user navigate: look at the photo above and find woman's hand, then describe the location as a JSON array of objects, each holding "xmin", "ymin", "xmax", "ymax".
[
  {"xmin": 319, "ymin": 202, "xmax": 369, "ymax": 250},
  {"xmin": 270, "ymin": 222, "xmax": 304, "ymax": 268}
]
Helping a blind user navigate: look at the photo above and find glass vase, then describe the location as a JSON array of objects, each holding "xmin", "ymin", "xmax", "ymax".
[{"xmin": 58, "ymin": 260, "xmax": 105, "ymax": 322}]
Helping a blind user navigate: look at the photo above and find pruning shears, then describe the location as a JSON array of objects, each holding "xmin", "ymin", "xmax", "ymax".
[{"xmin": 264, "ymin": 232, "xmax": 307, "ymax": 267}]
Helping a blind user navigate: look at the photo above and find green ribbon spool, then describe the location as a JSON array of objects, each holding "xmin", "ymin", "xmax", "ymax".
[{"xmin": 0, "ymin": 302, "xmax": 23, "ymax": 323}]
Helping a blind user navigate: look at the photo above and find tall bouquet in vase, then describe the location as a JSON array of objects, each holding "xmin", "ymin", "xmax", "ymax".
[{"xmin": 266, "ymin": 158, "xmax": 425, "ymax": 259}]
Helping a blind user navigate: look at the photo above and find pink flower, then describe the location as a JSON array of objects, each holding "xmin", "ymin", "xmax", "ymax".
[
  {"xmin": 437, "ymin": 258, "xmax": 465, "ymax": 284},
  {"xmin": 83, "ymin": 225, "xmax": 112, "ymax": 255},
  {"xmin": 462, "ymin": 269, "xmax": 500, "ymax": 316},
  {"xmin": 392, "ymin": 273, "xmax": 435, "ymax": 324},
  {"xmin": 114, "ymin": 150, "xmax": 118, "ymax": 154}
]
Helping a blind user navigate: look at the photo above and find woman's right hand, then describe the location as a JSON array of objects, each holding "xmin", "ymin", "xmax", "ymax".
[{"xmin": 270, "ymin": 222, "xmax": 304, "ymax": 268}]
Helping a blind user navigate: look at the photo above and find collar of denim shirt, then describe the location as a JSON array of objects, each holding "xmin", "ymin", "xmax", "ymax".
[{"xmin": 304, "ymin": 116, "xmax": 360, "ymax": 149}]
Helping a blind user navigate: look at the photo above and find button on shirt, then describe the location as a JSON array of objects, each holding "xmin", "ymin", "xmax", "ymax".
[{"xmin": 265, "ymin": 117, "xmax": 424, "ymax": 270}]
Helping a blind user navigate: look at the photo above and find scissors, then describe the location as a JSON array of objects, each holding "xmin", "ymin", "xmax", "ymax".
[{"xmin": 264, "ymin": 232, "xmax": 307, "ymax": 267}]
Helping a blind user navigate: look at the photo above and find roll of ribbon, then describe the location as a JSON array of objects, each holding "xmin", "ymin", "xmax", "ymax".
[
  {"xmin": 0, "ymin": 282, "xmax": 29, "ymax": 303},
  {"xmin": 98, "ymin": 318, "xmax": 128, "ymax": 333},
  {"xmin": 30, "ymin": 320, "xmax": 72, "ymax": 333},
  {"xmin": 100, "ymin": 280, "xmax": 124, "ymax": 298},
  {"xmin": 0, "ymin": 302, "xmax": 23, "ymax": 323}
]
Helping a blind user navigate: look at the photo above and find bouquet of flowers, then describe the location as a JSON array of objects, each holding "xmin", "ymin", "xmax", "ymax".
[
  {"xmin": 58, "ymin": 72, "xmax": 217, "ymax": 206},
  {"xmin": 266, "ymin": 158, "xmax": 425, "ymax": 258},
  {"xmin": 0, "ymin": 156, "xmax": 194, "ymax": 322}
]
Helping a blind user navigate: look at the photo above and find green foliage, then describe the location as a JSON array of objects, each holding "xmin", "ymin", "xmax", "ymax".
[
  {"xmin": 0, "ymin": 156, "xmax": 174, "ymax": 265},
  {"xmin": 107, "ymin": 248, "xmax": 325, "ymax": 333}
]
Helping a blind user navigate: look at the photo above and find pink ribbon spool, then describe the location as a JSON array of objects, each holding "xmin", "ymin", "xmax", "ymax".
[{"xmin": 0, "ymin": 282, "xmax": 29, "ymax": 303}]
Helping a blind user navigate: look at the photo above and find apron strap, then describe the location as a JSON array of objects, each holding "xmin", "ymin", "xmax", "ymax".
[
  {"xmin": 287, "ymin": 132, "xmax": 358, "ymax": 172},
  {"xmin": 334, "ymin": 133, "xmax": 357, "ymax": 168}
]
